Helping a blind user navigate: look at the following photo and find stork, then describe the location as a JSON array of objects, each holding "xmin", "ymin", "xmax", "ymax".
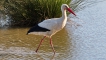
[{"xmin": 26, "ymin": 4, "xmax": 76, "ymax": 54}]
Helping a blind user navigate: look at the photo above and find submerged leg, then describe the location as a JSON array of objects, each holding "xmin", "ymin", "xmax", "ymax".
[
  {"xmin": 35, "ymin": 36, "xmax": 46, "ymax": 52},
  {"xmin": 50, "ymin": 38, "xmax": 55, "ymax": 54}
]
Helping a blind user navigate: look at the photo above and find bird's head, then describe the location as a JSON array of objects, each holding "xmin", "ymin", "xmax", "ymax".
[{"xmin": 61, "ymin": 4, "xmax": 76, "ymax": 16}]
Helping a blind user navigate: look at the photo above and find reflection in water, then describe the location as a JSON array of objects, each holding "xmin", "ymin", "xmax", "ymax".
[{"xmin": 0, "ymin": 27, "xmax": 72, "ymax": 60}]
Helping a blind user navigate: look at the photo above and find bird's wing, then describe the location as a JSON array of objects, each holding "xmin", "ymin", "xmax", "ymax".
[{"xmin": 38, "ymin": 18, "xmax": 59, "ymax": 30}]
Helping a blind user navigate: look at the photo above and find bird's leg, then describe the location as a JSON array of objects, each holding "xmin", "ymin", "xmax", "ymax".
[
  {"xmin": 50, "ymin": 38, "xmax": 55, "ymax": 54},
  {"xmin": 35, "ymin": 36, "xmax": 46, "ymax": 53}
]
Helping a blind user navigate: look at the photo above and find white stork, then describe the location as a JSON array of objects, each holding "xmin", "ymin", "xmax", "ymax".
[{"xmin": 27, "ymin": 4, "xmax": 76, "ymax": 54}]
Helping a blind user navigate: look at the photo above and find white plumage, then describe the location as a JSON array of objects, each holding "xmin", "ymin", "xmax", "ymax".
[
  {"xmin": 27, "ymin": 4, "xmax": 76, "ymax": 54},
  {"xmin": 28, "ymin": 4, "xmax": 76, "ymax": 37}
]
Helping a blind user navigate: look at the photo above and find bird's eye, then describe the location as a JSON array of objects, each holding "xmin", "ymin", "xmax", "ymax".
[{"xmin": 65, "ymin": 6, "xmax": 67, "ymax": 8}]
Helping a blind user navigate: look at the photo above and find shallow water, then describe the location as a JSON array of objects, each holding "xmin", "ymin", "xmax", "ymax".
[
  {"xmin": 0, "ymin": 27, "xmax": 72, "ymax": 60},
  {"xmin": 0, "ymin": 0, "xmax": 106, "ymax": 60}
]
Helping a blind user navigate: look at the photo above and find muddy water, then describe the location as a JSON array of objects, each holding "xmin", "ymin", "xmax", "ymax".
[{"xmin": 0, "ymin": 27, "xmax": 72, "ymax": 60}]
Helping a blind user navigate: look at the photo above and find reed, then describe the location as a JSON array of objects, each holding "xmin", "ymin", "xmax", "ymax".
[
  {"xmin": 3, "ymin": 0, "xmax": 71, "ymax": 26},
  {"xmin": 2, "ymin": 0, "xmax": 92, "ymax": 26}
]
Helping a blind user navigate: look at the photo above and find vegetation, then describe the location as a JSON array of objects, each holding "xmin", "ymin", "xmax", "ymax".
[
  {"xmin": 0, "ymin": 0, "xmax": 94, "ymax": 27},
  {"xmin": 1, "ymin": 0, "xmax": 71, "ymax": 26}
]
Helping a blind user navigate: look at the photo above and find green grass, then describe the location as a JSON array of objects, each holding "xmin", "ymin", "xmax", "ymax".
[
  {"xmin": 2, "ymin": 0, "xmax": 71, "ymax": 26},
  {"xmin": 1, "ymin": 0, "xmax": 91, "ymax": 27}
]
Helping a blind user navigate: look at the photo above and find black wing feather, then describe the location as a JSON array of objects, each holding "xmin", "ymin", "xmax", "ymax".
[{"xmin": 26, "ymin": 24, "xmax": 50, "ymax": 35}]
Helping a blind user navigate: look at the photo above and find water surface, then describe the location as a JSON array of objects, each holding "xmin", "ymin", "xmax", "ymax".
[{"xmin": 0, "ymin": 27, "xmax": 72, "ymax": 60}]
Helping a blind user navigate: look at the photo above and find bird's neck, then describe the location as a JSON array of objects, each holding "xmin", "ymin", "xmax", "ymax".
[
  {"xmin": 62, "ymin": 10, "xmax": 67, "ymax": 19},
  {"xmin": 60, "ymin": 10, "xmax": 67, "ymax": 28}
]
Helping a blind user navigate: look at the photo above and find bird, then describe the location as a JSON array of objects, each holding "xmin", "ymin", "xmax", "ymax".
[{"xmin": 26, "ymin": 4, "xmax": 76, "ymax": 54}]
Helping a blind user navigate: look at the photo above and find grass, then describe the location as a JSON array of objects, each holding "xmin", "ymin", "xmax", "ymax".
[
  {"xmin": 1, "ymin": 0, "xmax": 94, "ymax": 27},
  {"xmin": 2, "ymin": 0, "xmax": 71, "ymax": 26}
]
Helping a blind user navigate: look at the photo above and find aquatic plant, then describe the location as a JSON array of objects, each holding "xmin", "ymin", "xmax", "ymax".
[
  {"xmin": 1, "ymin": 0, "xmax": 96, "ymax": 27},
  {"xmin": 2, "ymin": 0, "xmax": 71, "ymax": 26}
]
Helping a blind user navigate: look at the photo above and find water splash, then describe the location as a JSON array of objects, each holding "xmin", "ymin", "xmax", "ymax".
[{"xmin": 0, "ymin": 14, "xmax": 11, "ymax": 27}]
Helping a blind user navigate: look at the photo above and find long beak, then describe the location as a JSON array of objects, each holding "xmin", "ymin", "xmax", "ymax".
[{"xmin": 67, "ymin": 8, "xmax": 76, "ymax": 16}]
